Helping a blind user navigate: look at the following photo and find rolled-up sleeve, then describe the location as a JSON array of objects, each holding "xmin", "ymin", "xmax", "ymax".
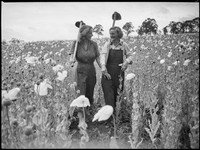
[
  {"xmin": 100, "ymin": 42, "xmax": 109, "ymax": 66},
  {"xmin": 123, "ymin": 42, "xmax": 133, "ymax": 64},
  {"xmin": 69, "ymin": 40, "xmax": 76, "ymax": 55}
]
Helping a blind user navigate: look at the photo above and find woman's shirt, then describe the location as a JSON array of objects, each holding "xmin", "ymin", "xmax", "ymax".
[
  {"xmin": 69, "ymin": 40, "xmax": 100, "ymax": 64},
  {"xmin": 100, "ymin": 39, "xmax": 133, "ymax": 66}
]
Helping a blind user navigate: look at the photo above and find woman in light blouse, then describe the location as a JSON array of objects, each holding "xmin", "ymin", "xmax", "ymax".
[{"xmin": 100, "ymin": 26, "xmax": 133, "ymax": 109}]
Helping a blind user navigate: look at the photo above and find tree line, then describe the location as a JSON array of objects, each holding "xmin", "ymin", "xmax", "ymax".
[{"xmin": 93, "ymin": 17, "xmax": 199, "ymax": 38}]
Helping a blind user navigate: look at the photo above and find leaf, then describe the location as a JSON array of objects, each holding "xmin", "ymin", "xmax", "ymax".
[
  {"xmin": 136, "ymin": 138, "xmax": 143, "ymax": 148},
  {"xmin": 152, "ymin": 121, "xmax": 160, "ymax": 137}
]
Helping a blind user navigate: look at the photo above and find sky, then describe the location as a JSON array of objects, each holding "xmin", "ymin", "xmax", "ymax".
[{"xmin": 2, "ymin": 2, "xmax": 199, "ymax": 42}]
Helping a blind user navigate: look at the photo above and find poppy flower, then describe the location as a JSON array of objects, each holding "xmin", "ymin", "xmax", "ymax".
[
  {"xmin": 56, "ymin": 70, "xmax": 68, "ymax": 81},
  {"xmin": 183, "ymin": 59, "xmax": 191, "ymax": 66},
  {"xmin": 167, "ymin": 51, "xmax": 172, "ymax": 58},
  {"xmin": 160, "ymin": 59, "xmax": 165, "ymax": 64},
  {"xmin": 3, "ymin": 87, "xmax": 20, "ymax": 100},
  {"xmin": 52, "ymin": 64, "xmax": 64, "ymax": 72},
  {"xmin": 34, "ymin": 78, "xmax": 53, "ymax": 96},
  {"xmin": 70, "ymin": 95, "xmax": 90, "ymax": 107},
  {"xmin": 172, "ymin": 60, "xmax": 179, "ymax": 66},
  {"xmin": 167, "ymin": 66, "xmax": 173, "ymax": 71},
  {"xmin": 92, "ymin": 105, "xmax": 113, "ymax": 122},
  {"xmin": 109, "ymin": 136, "xmax": 119, "ymax": 149},
  {"xmin": 25, "ymin": 56, "xmax": 39, "ymax": 64},
  {"xmin": 125, "ymin": 73, "xmax": 136, "ymax": 81}
]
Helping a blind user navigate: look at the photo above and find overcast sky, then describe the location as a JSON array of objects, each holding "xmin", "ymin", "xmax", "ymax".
[{"xmin": 2, "ymin": 2, "xmax": 199, "ymax": 42}]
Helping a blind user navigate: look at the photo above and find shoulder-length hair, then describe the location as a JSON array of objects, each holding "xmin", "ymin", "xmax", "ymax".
[
  {"xmin": 79, "ymin": 25, "xmax": 93, "ymax": 40},
  {"xmin": 109, "ymin": 26, "xmax": 123, "ymax": 39}
]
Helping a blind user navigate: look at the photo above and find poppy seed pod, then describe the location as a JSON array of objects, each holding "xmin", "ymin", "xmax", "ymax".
[
  {"xmin": 26, "ymin": 105, "xmax": 33, "ymax": 113},
  {"xmin": 3, "ymin": 99, "xmax": 12, "ymax": 107},
  {"xmin": 11, "ymin": 119, "xmax": 18, "ymax": 127},
  {"xmin": 24, "ymin": 126, "xmax": 33, "ymax": 136},
  {"xmin": 16, "ymin": 82, "xmax": 21, "ymax": 87},
  {"xmin": 36, "ymin": 80, "xmax": 40, "ymax": 85},
  {"xmin": 39, "ymin": 74, "xmax": 44, "ymax": 80}
]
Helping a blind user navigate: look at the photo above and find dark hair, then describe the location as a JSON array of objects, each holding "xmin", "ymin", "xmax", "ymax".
[{"xmin": 109, "ymin": 26, "xmax": 123, "ymax": 39}]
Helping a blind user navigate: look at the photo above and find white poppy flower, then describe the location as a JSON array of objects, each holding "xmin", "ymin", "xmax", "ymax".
[
  {"xmin": 43, "ymin": 53, "xmax": 48, "ymax": 59},
  {"xmin": 60, "ymin": 48, "xmax": 64, "ymax": 52},
  {"xmin": 56, "ymin": 70, "xmax": 68, "ymax": 81},
  {"xmin": 10, "ymin": 60, "xmax": 15, "ymax": 64},
  {"xmin": 160, "ymin": 59, "xmax": 165, "ymax": 64},
  {"xmin": 44, "ymin": 58, "xmax": 51, "ymax": 64},
  {"xmin": 167, "ymin": 66, "xmax": 172, "ymax": 71},
  {"xmin": 172, "ymin": 60, "xmax": 179, "ymax": 66},
  {"xmin": 3, "ymin": 88, "xmax": 20, "ymax": 100},
  {"xmin": 92, "ymin": 105, "xmax": 113, "ymax": 122},
  {"xmin": 25, "ymin": 56, "xmax": 39, "ymax": 64},
  {"xmin": 70, "ymin": 95, "xmax": 90, "ymax": 107},
  {"xmin": 52, "ymin": 64, "xmax": 64, "ymax": 72},
  {"xmin": 125, "ymin": 73, "xmax": 136, "ymax": 81},
  {"xmin": 16, "ymin": 57, "xmax": 21, "ymax": 63},
  {"xmin": 167, "ymin": 51, "xmax": 172, "ymax": 58},
  {"xmin": 34, "ymin": 79, "xmax": 53, "ymax": 96},
  {"xmin": 194, "ymin": 59, "xmax": 199, "ymax": 65},
  {"xmin": 183, "ymin": 59, "xmax": 191, "ymax": 66},
  {"xmin": 2, "ymin": 90, "xmax": 8, "ymax": 99}
]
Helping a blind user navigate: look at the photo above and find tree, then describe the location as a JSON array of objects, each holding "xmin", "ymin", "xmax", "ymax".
[
  {"xmin": 93, "ymin": 24, "xmax": 104, "ymax": 39},
  {"xmin": 122, "ymin": 22, "xmax": 134, "ymax": 38},
  {"xmin": 163, "ymin": 26, "xmax": 168, "ymax": 35},
  {"xmin": 1, "ymin": 40, "xmax": 8, "ymax": 46},
  {"xmin": 137, "ymin": 18, "xmax": 158, "ymax": 36},
  {"xmin": 182, "ymin": 20, "xmax": 195, "ymax": 33},
  {"xmin": 169, "ymin": 21, "xmax": 183, "ymax": 34},
  {"xmin": 192, "ymin": 17, "xmax": 199, "ymax": 32}
]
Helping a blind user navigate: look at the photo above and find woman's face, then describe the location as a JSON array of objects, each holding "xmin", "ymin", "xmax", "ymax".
[
  {"xmin": 109, "ymin": 29, "xmax": 118, "ymax": 39},
  {"xmin": 86, "ymin": 29, "xmax": 93, "ymax": 39}
]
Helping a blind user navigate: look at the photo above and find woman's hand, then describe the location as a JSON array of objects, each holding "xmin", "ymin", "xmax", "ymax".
[
  {"xmin": 121, "ymin": 60, "xmax": 129, "ymax": 71},
  {"xmin": 101, "ymin": 65, "xmax": 111, "ymax": 80},
  {"xmin": 69, "ymin": 55, "xmax": 76, "ymax": 67}
]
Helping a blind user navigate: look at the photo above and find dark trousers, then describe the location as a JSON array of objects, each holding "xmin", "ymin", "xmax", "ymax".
[
  {"xmin": 76, "ymin": 62, "xmax": 96, "ymax": 105},
  {"xmin": 101, "ymin": 64, "xmax": 124, "ymax": 109}
]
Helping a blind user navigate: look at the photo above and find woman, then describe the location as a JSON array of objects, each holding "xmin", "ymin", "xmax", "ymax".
[
  {"xmin": 101, "ymin": 26, "xmax": 133, "ymax": 109},
  {"xmin": 69, "ymin": 25, "xmax": 101, "ymax": 105}
]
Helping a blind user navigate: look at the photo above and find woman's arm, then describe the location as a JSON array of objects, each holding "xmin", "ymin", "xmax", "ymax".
[
  {"xmin": 96, "ymin": 56, "xmax": 101, "ymax": 69},
  {"xmin": 124, "ymin": 42, "xmax": 133, "ymax": 64}
]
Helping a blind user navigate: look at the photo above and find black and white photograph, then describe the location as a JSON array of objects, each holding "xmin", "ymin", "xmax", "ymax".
[{"xmin": 1, "ymin": 1, "xmax": 199, "ymax": 149}]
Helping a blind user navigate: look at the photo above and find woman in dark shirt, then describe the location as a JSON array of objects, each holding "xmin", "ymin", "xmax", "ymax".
[{"xmin": 69, "ymin": 25, "xmax": 101, "ymax": 105}]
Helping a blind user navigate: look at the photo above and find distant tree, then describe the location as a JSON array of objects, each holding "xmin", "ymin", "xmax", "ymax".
[
  {"xmin": 93, "ymin": 24, "xmax": 104, "ymax": 39},
  {"xmin": 122, "ymin": 22, "xmax": 134, "ymax": 38},
  {"xmin": 169, "ymin": 21, "xmax": 183, "ymax": 34},
  {"xmin": 163, "ymin": 26, "xmax": 168, "ymax": 35},
  {"xmin": 2, "ymin": 40, "xmax": 8, "ymax": 46},
  {"xmin": 138, "ymin": 18, "xmax": 158, "ymax": 35},
  {"xmin": 192, "ymin": 17, "xmax": 199, "ymax": 32},
  {"xmin": 9, "ymin": 38, "xmax": 20, "ymax": 45},
  {"xmin": 182, "ymin": 20, "xmax": 195, "ymax": 33}
]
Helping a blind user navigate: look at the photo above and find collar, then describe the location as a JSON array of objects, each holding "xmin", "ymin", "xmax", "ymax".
[{"xmin": 109, "ymin": 39, "xmax": 123, "ymax": 46}]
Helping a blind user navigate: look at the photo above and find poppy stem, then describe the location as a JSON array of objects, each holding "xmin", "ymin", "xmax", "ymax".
[
  {"xmin": 82, "ymin": 107, "xmax": 85, "ymax": 122},
  {"xmin": 6, "ymin": 106, "xmax": 14, "ymax": 146},
  {"xmin": 112, "ymin": 114, "xmax": 117, "ymax": 137}
]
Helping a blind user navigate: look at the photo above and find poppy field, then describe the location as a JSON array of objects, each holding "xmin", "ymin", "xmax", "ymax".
[{"xmin": 1, "ymin": 33, "xmax": 199, "ymax": 148}]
